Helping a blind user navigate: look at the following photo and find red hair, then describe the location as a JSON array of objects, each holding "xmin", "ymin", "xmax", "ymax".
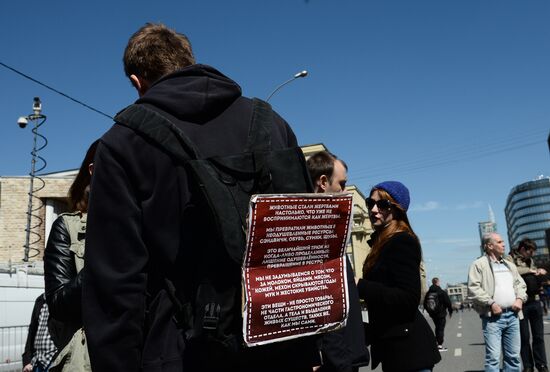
[{"xmin": 362, "ymin": 188, "xmax": 418, "ymax": 277}]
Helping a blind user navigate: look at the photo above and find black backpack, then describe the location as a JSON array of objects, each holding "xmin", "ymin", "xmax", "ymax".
[
  {"xmin": 424, "ymin": 291, "xmax": 440, "ymax": 315},
  {"xmin": 114, "ymin": 98, "xmax": 315, "ymax": 365}
]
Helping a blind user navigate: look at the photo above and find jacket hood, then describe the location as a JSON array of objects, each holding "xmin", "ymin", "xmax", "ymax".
[
  {"xmin": 136, "ymin": 64, "xmax": 242, "ymax": 123},
  {"xmin": 428, "ymin": 284, "xmax": 440, "ymax": 292}
]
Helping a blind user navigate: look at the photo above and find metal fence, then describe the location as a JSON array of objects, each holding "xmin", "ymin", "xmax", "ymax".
[{"xmin": 0, "ymin": 325, "xmax": 27, "ymax": 372}]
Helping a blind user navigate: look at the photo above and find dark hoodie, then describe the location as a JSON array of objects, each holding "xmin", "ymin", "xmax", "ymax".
[{"xmin": 83, "ymin": 65, "xmax": 311, "ymax": 372}]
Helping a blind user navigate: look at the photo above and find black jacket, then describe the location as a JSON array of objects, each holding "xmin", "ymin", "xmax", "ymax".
[
  {"xmin": 357, "ymin": 232, "xmax": 440, "ymax": 371},
  {"xmin": 22, "ymin": 294, "xmax": 45, "ymax": 366},
  {"xmin": 43, "ymin": 216, "xmax": 83, "ymax": 349},
  {"xmin": 318, "ymin": 257, "xmax": 369, "ymax": 372},
  {"xmin": 83, "ymin": 65, "xmax": 315, "ymax": 372},
  {"xmin": 424, "ymin": 284, "xmax": 453, "ymax": 318}
]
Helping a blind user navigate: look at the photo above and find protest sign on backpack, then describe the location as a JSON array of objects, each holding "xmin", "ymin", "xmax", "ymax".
[{"xmin": 242, "ymin": 193, "xmax": 353, "ymax": 346}]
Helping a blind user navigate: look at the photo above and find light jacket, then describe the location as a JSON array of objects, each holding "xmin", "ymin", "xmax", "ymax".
[{"xmin": 467, "ymin": 255, "xmax": 527, "ymax": 317}]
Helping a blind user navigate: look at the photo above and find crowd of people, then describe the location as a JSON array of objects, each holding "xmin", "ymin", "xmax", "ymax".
[{"xmin": 21, "ymin": 22, "xmax": 549, "ymax": 372}]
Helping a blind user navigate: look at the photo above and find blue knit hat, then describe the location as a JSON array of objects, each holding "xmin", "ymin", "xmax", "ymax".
[{"xmin": 372, "ymin": 181, "xmax": 410, "ymax": 211}]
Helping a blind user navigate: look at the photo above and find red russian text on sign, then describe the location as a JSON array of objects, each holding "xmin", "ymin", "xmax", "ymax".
[{"xmin": 242, "ymin": 193, "xmax": 353, "ymax": 346}]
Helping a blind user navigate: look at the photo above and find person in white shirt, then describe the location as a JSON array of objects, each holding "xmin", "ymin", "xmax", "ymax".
[{"xmin": 468, "ymin": 232, "xmax": 527, "ymax": 372}]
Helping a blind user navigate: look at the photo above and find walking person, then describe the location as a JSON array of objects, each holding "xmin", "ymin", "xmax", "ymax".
[
  {"xmin": 43, "ymin": 140, "xmax": 97, "ymax": 371},
  {"xmin": 22, "ymin": 294, "xmax": 57, "ymax": 372},
  {"xmin": 508, "ymin": 238, "xmax": 549, "ymax": 372},
  {"xmin": 424, "ymin": 277, "xmax": 453, "ymax": 352},
  {"xmin": 468, "ymin": 232, "xmax": 527, "ymax": 372},
  {"xmin": 356, "ymin": 181, "xmax": 440, "ymax": 371}
]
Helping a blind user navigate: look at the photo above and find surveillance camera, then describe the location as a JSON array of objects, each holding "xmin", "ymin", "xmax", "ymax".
[
  {"xmin": 32, "ymin": 97, "xmax": 42, "ymax": 115},
  {"xmin": 17, "ymin": 116, "xmax": 28, "ymax": 129}
]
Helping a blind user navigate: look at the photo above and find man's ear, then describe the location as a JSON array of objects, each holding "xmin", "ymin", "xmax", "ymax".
[
  {"xmin": 130, "ymin": 74, "xmax": 149, "ymax": 97},
  {"xmin": 317, "ymin": 174, "xmax": 329, "ymax": 192}
]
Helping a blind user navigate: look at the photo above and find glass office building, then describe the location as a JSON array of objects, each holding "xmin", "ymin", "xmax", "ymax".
[{"xmin": 505, "ymin": 176, "xmax": 550, "ymax": 260}]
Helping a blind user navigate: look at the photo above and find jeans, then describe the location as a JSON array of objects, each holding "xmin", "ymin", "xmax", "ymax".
[
  {"xmin": 483, "ymin": 311, "xmax": 521, "ymax": 372},
  {"xmin": 33, "ymin": 364, "xmax": 48, "ymax": 372},
  {"xmin": 520, "ymin": 300, "xmax": 548, "ymax": 369}
]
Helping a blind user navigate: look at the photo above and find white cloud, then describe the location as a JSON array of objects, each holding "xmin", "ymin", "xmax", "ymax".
[
  {"xmin": 455, "ymin": 201, "xmax": 484, "ymax": 210},
  {"xmin": 410, "ymin": 201, "xmax": 441, "ymax": 212}
]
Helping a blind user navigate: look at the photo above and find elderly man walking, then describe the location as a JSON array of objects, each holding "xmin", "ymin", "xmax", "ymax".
[{"xmin": 468, "ymin": 232, "xmax": 527, "ymax": 372}]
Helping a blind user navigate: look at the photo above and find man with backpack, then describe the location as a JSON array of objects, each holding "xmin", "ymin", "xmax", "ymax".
[
  {"xmin": 424, "ymin": 277, "xmax": 453, "ymax": 351},
  {"xmin": 83, "ymin": 23, "xmax": 317, "ymax": 372}
]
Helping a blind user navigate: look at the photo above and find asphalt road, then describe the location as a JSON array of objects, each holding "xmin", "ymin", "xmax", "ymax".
[{"xmin": 360, "ymin": 308, "xmax": 550, "ymax": 371}]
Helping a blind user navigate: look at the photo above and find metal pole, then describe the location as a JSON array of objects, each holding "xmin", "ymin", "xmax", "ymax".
[
  {"xmin": 20, "ymin": 97, "xmax": 47, "ymax": 262},
  {"xmin": 23, "ymin": 117, "xmax": 38, "ymax": 262}
]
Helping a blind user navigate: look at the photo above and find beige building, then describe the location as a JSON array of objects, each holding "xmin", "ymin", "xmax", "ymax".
[
  {"xmin": 1, "ymin": 144, "xmax": 373, "ymax": 279},
  {"xmin": 0, "ymin": 171, "xmax": 75, "ymax": 265},
  {"xmin": 446, "ymin": 283, "xmax": 469, "ymax": 305},
  {"xmin": 301, "ymin": 144, "xmax": 373, "ymax": 279}
]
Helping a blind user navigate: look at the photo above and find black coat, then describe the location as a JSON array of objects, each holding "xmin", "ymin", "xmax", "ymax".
[
  {"xmin": 318, "ymin": 257, "xmax": 370, "ymax": 371},
  {"xmin": 82, "ymin": 64, "xmax": 317, "ymax": 372},
  {"xmin": 357, "ymin": 232, "xmax": 440, "ymax": 371},
  {"xmin": 22, "ymin": 294, "xmax": 45, "ymax": 366}
]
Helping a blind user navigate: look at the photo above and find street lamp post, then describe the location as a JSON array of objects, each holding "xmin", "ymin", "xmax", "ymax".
[
  {"xmin": 18, "ymin": 97, "xmax": 48, "ymax": 262},
  {"xmin": 266, "ymin": 70, "xmax": 308, "ymax": 103}
]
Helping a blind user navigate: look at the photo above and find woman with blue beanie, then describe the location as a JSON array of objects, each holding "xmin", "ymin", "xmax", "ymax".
[{"xmin": 356, "ymin": 181, "xmax": 441, "ymax": 371}]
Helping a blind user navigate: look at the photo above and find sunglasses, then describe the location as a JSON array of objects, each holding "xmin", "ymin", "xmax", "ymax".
[{"xmin": 366, "ymin": 198, "xmax": 394, "ymax": 211}]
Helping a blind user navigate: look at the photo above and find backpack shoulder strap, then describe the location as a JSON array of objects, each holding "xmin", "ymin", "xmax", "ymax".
[
  {"xmin": 114, "ymin": 104, "xmax": 201, "ymax": 161},
  {"xmin": 245, "ymin": 98, "xmax": 272, "ymax": 153}
]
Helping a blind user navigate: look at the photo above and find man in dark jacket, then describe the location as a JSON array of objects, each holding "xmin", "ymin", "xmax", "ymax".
[
  {"xmin": 82, "ymin": 23, "xmax": 316, "ymax": 372},
  {"xmin": 424, "ymin": 277, "xmax": 453, "ymax": 351},
  {"xmin": 22, "ymin": 294, "xmax": 57, "ymax": 372},
  {"xmin": 509, "ymin": 239, "xmax": 548, "ymax": 372},
  {"xmin": 306, "ymin": 151, "xmax": 369, "ymax": 372}
]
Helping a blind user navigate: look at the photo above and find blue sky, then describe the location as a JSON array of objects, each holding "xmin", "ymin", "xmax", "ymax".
[{"xmin": 1, "ymin": 0, "xmax": 549, "ymax": 285}]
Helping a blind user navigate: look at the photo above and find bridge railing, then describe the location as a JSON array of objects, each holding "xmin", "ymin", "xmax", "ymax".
[{"xmin": 0, "ymin": 325, "xmax": 28, "ymax": 372}]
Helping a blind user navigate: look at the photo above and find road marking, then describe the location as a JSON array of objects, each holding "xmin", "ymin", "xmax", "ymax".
[
  {"xmin": 454, "ymin": 348, "xmax": 462, "ymax": 356},
  {"xmin": 457, "ymin": 333, "xmax": 462, "ymax": 337},
  {"xmin": 458, "ymin": 325, "xmax": 462, "ymax": 329}
]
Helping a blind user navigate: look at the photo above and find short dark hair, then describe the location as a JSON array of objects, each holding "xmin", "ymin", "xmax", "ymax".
[
  {"xmin": 123, "ymin": 23, "xmax": 195, "ymax": 84},
  {"xmin": 518, "ymin": 238, "xmax": 537, "ymax": 252},
  {"xmin": 68, "ymin": 140, "xmax": 99, "ymax": 212},
  {"xmin": 432, "ymin": 277, "xmax": 439, "ymax": 285},
  {"xmin": 306, "ymin": 150, "xmax": 347, "ymax": 184}
]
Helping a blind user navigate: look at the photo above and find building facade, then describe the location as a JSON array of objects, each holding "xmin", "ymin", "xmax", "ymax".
[
  {"xmin": 446, "ymin": 283, "xmax": 468, "ymax": 305},
  {"xmin": 0, "ymin": 171, "xmax": 74, "ymax": 266},
  {"xmin": 505, "ymin": 176, "xmax": 550, "ymax": 261}
]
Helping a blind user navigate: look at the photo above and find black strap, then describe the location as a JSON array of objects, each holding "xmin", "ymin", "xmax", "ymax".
[
  {"xmin": 245, "ymin": 98, "xmax": 272, "ymax": 153},
  {"xmin": 114, "ymin": 104, "xmax": 200, "ymax": 160},
  {"xmin": 114, "ymin": 98, "xmax": 274, "ymax": 161}
]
